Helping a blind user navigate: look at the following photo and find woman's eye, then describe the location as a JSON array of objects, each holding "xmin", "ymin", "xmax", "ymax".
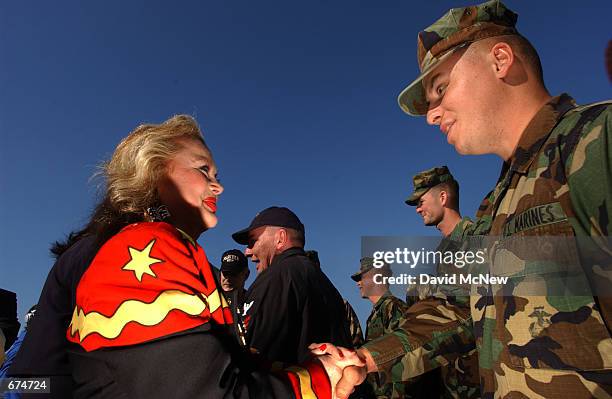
[
  {"xmin": 198, "ymin": 166, "xmax": 211, "ymax": 178},
  {"xmin": 198, "ymin": 166, "xmax": 221, "ymax": 184}
]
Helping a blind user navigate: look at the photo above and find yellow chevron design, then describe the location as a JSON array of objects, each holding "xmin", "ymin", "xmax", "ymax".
[
  {"xmin": 286, "ymin": 366, "xmax": 317, "ymax": 399},
  {"xmin": 69, "ymin": 289, "xmax": 226, "ymax": 341}
]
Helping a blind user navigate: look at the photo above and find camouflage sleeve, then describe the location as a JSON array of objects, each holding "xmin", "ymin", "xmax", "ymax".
[
  {"xmin": 362, "ymin": 296, "xmax": 475, "ymax": 383},
  {"xmin": 566, "ymin": 103, "xmax": 611, "ymax": 238},
  {"xmin": 565, "ymin": 103, "xmax": 612, "ymax": 318}
]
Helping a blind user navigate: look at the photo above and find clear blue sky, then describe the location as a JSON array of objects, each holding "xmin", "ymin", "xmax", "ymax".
[{"xmin": 1, "ymin": 1, "xmax": 610, "ymax": 330}]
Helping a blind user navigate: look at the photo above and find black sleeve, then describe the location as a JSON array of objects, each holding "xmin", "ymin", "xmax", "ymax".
[
  {"xmin": 68, "ymin": 327, "xmax": 324, "ymax": 399},
  {"xmin": 8, "ymin": 236, "xmax": 97, "ymax": 388}
]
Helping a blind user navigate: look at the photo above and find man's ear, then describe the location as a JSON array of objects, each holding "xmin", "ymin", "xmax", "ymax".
[
  {"xmin": 490, "ymin": 42, "xmax": 514, "ymax": 79},
  {"xmin": 439, "ymin": 190, "xmax": 448, "ymax": 207},
  {"xmin": 276, "ymin": 228, "xmax": 287, "ymax": 249}
]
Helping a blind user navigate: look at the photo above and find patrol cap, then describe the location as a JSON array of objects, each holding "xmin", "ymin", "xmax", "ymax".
[
  {"xmin": 220, "ymin": 249, "xmax": 248, "ymax": 274},
  {"xmin": 351, "ymin": 257, "xmax": 392, "ymax": 282},
  {"xmin": 232, "ymin": 206, "xmax": 305, "ymax": 245},
  {"xmin": 406, "ymin": 165, "xmax": 455, "ymax": 206},
  {"xmin": 398, "ymin": 0, "xmax": 519, "ymax": 116}
]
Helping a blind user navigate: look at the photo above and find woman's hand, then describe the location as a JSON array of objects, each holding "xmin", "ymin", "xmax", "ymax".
[{"xmin": 309, "ymin": 343, "xmax": 369, "ymax": 399}]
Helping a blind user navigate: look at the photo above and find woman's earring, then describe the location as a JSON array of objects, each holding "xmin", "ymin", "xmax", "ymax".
[{"xmin": 147, "ymin": 205, "xmax": 171, "ymax": 222}]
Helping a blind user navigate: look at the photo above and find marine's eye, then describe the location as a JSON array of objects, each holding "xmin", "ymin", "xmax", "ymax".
[{"xmin": 436, "ymin": 84, "xmax": 447, "ymax": 97}]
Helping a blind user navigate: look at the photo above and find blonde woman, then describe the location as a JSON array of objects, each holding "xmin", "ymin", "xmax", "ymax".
[{"xmin": 10, "ymin": 115, "xmax": 359, "ymax": 398}]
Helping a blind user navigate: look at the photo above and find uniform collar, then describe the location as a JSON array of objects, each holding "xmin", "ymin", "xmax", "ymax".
[
  {"xmin": 373, "ymin": 291, "xmax": 393, "ymax": 310},
  {"xmin": 508, "ymin": 93, "xmax": 576, "ymax": 174},
  {"xmin": 448, "ymin": 216, "xmax": 472, "ymax": 241}
]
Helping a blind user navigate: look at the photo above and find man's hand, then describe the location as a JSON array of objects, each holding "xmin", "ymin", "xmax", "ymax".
[{"xmin": 309, "ymin": 343, "xmax": 372, "ymax": 399}]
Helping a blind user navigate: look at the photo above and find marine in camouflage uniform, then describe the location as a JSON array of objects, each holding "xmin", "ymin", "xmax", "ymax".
[
  {"xmin": 352, "ymin": 258, "xmax": 428, "ymax": 398},
  {"xmin": 360, "ymin": 1, "xmax": 612, "ymax": 398},
  {"xmin": 404, "ymin": 166, "xmax": 481, "ymax": 399},
  {"xmin": 405, "ymin": 166, "xmax": 472, "ymax": 306},
  {"xmin": 365, "ymin": 292, "xmax": 411, "ymax": 399},
  {"xmin": 467, "ymin": 94, "xmax": 612, "ymax": 397}
]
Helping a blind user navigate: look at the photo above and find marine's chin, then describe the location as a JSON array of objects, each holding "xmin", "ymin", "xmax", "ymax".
[
  {"xmin": 453, "ymin": 142, "xmax": 471, "ymax": 155},
  {"xmin": 453, "ymin": 138, "xmax": 486, "ymax": 156}
]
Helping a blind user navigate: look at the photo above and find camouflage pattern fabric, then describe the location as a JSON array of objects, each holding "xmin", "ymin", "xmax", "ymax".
[
  {"xmin": 352, "ymin": 257, "xmax": 392, "ymax": 282},
  {"xmin": 365, "ymin": 95, "xmax": 612, "ymax": 397},
  {"xmin": 400, "ymin": 217, "xmax": 481, "ymax": 399},
  {"xmin": 436, "ymin": 217, "xmax": 481, "ymax": 399},
  {"xmin": 405, "ymin": 217, "xmax": 474, "ymax": 307},
  {"xmin": 405, "ymin": 165, "xmax": 456, "ymax": 206},
  {"xmin": 471, "ymin": 94, "xmax": 612, "ymax": 397},
  {"xmin": 398, "ymin": 0, "xmax": 518, "ymax": 116},
  {"xmin": 405, "ymin": 282, "xmax": 435, "ymax": 309},
  {"xmin": 364, "ymin": 292, "xmax": 416, "ymax": 398}
]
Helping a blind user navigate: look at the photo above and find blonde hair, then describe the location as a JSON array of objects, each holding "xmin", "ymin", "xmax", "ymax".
[
  {"xmin": 52, "ymin": 114, "xmax": 209, "ymax": 256},
  {"xmin": 105, "ymin": 114, "xmax": 207, "ymax": 215}
]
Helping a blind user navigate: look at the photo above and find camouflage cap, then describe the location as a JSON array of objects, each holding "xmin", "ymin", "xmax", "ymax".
[
  {"xmin": 351, "ymin": 257, "xmax": 391, "ymax": 281},
  {"xmin": 406, "ymin": 165, "xmax": 455, "ymax": 206},
  {"xmin": 398, "ymin": 0, "xmax": 518, "ymax": 116}
]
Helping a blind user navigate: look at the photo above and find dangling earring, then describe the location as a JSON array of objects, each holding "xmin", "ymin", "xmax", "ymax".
[{"xmin": 146, "ymin": 205, "xmax": 171, "ymax": 222}]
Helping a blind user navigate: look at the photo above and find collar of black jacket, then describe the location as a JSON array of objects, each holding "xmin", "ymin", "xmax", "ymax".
[{"xmin": 270, "ymin": 247, "xmax": 307, "ymax": 268}]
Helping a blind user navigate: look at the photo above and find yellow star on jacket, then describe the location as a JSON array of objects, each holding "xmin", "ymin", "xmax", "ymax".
[{"xmin": 122, "ymin": 239, "xmax": 163, "ymax": 282}]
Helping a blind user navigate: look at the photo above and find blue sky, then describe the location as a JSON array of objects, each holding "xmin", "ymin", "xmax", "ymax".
[{"xmin": 1, "ymin": 1, "xmax": 610, "ymax": 329}]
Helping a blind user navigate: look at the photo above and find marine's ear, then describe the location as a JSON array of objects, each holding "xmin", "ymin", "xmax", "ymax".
[{"xmin": 490, "ymin": 42, "xmax": 514, "ymax": 79}]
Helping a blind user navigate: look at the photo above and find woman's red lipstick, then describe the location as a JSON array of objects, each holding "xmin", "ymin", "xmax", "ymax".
[{"xmin": 203, "ymin": 197, "xmax": 217, "ymax": 213}]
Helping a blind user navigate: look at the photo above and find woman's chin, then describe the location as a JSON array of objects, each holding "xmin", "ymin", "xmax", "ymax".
[{"xmin": 202, "ymin": 214, "xmax": 219, "ymax": 230}]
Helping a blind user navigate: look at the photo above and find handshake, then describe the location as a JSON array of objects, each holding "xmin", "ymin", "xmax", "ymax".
[{"xmin": 308, "ymin": 343, "xmax": 378, "ymax": 399}]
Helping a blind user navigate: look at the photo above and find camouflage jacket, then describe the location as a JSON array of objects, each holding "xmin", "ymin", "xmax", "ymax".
[
  {"xmin": 364, "ymin": 95, "xmax": 612, "ymax": 397},
  {"xmin": 437, "ymin": 217, "xmax": 481, "ymax": 399},
  {"xmin": 472, "ymin": 94, "xmax": 612, "ymax": 397},
  {"xmin": 365, "ymin": 292, "xmax": 410, "ymax": 398},
  {"xmin": 405, "ymin": 217, "xmax": 475, "ymax": 307}
]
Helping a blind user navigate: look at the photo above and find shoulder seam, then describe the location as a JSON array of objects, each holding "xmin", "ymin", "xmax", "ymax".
[{"xmin": 567, "ymin": 100, "xmax": 612, "ymax": 114}]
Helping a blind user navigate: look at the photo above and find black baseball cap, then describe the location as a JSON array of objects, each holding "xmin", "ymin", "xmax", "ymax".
[
  {"xmin": 220, "ymin": 249, "xmax": 248, "ymax": 274},
  {"xmin": 232, "ymin": 206, "xmax": 305, "ymax": 245}
]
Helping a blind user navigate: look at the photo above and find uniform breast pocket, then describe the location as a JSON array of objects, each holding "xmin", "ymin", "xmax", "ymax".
[
  {"xmin": 505, "ymin": 296, "xmax": 612, "ymax": 373},
  {"xmin": 492, "ymin": 207, "xmax": 612, "ymax": 372}
]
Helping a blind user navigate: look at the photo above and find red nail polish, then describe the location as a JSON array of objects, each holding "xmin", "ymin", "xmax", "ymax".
[{"xmin": 319, "ymin": 344, "xmax": 327, "ymax": 351}]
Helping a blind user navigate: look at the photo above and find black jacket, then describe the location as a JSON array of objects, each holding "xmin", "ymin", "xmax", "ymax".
[
  {"xmin": 244, "ymin": 248, "xmax": 352, "ymax": 363},
  {"xmin": 8, "ymin": 235, "xmax": 98, "ymax": 398},
  {"xmin": 68, "ymin": 325, "xmax": 308, "ymax": 399}
]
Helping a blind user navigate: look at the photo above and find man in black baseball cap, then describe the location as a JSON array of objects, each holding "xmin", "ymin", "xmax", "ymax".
[
  {"xmin": 232, "ymin": 206, "xmax": 351, "ymax": 364},
  {"xmin": 220, "ymin": 249, "xmax": 250, "ymax": 295},
  {"xmin": 232, "ymin": 206, "xmax": 305, "ymax": 275},
  {"xmin": 219, "ymin": 249, "xmax": 250, "ymax": 346}
]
